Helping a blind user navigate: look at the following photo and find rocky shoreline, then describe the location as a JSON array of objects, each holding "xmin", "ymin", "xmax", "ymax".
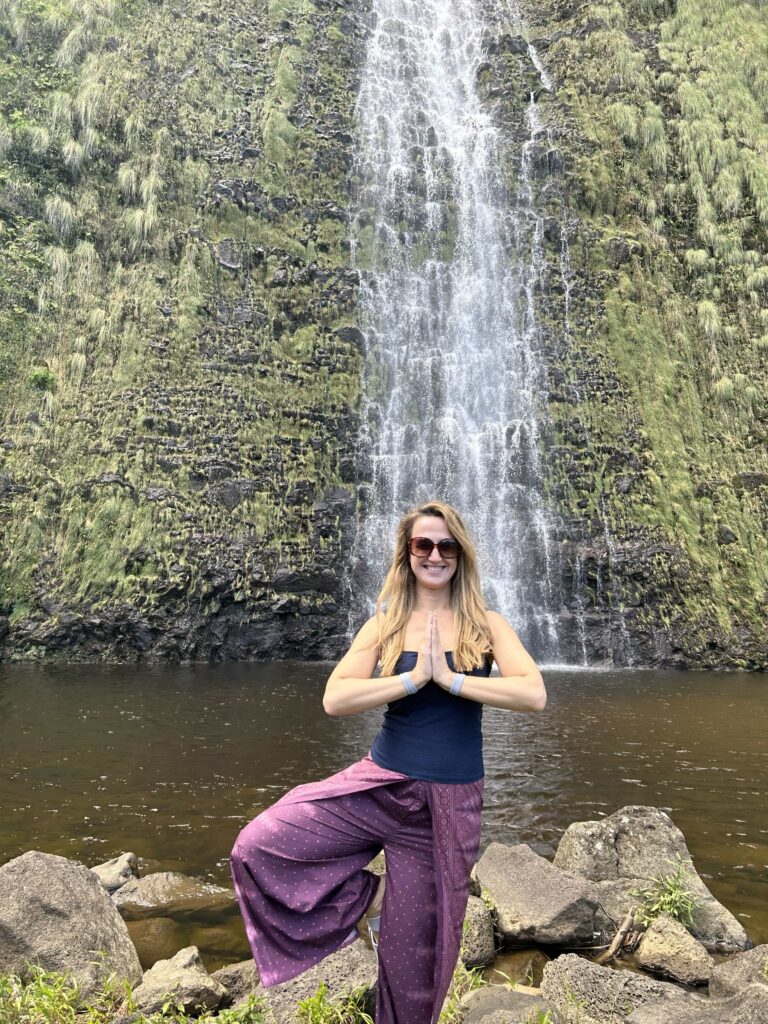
[{"xmin": 1, "ymin": 805, "xmax": 766, "ymax": 1023}]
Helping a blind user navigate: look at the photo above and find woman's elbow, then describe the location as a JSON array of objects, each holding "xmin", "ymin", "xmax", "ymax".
[
  {"xmin": 530, "ymin": 673, "xmax": 547, "ymax": 711},
  {"xmin": 323, "ymin": 688, "xmax": 341, "ymax": 716}
]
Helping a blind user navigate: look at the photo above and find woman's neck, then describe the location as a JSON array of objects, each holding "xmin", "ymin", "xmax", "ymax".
[{"xmin": 412, "ymin": 584, "xmax": 452, "ymax": 613}]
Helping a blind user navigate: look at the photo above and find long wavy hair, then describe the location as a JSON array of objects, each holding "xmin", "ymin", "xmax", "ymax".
[{"xmin": 376, "ymin": 501, "xmax": 493, "ymax": 674}]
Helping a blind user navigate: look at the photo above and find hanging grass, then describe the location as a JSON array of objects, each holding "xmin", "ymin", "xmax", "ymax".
[
  {"xmin": 45, "ymin": 246, "xmax": 71, "ymax": 292},
  {"xmin": 696, "ymin": 300, "xmax": 721, "ymax": 340},
  {"xmin": 44, "ymin": 195, "xmax": 78, "ymax": 239},
  {"xmin": 62, "ymin": 136, "xmax": 85, "ymax": 172},
  {"xmin": 712, "ymin": 376, "xmax": 734, "ymax": 402}
]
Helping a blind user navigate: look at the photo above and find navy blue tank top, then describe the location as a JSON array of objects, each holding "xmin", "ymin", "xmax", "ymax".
[{"xmin": 369, "ymin": 650, "xmax": 493, "ymax": 783}]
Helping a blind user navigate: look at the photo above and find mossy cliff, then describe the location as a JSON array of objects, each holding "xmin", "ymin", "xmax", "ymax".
[
  {"xmin": 517, "ymin": 0, "xmax": 768, "ymax": 667},
  {"xmin": 0, "ymin": 0, "xmax": 370, "ymax": 660},
  {"xmin": 0, "ymin": 0, "xmax": 766, "ymax": 666}
]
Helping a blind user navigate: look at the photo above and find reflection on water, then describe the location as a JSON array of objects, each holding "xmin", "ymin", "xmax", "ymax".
[{"xmin": 1, "ymin": 663, "xmax": 766, "ymax": 969}]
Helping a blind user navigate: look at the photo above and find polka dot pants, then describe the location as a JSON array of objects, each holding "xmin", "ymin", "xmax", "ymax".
[{"xmin": 230, "ymin": 771, "xmax": 483, "ymax": 1024}]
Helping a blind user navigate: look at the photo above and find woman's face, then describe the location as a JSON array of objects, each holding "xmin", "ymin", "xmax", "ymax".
[{"xmin": 407, "ymin": 515, "xmax": 459, "ymax": 590}]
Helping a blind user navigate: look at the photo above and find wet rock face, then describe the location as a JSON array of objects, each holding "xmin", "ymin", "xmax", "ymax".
[{"xmin": 0, "ymin": 0, "xmax": 371, "ymax": 665}]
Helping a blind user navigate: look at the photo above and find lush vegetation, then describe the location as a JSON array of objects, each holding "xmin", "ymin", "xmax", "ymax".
[
  {"xmin": 0, "ymin": 0, "xmax": 361, "ymax": 650},
  {"xmin": 0, "ymin": 0, "xmax": 766, "ymax": 663},
  {"xmin": 528, "ymin": 0, "xmax": 768, "ymax": 663},
  {"xmin": 0, "ymin": 964, "xmax": 265, "ymax": 1024},
  {"xmin": 0, "ymin": 957, "xmax": 492, "ymax": 1024}
]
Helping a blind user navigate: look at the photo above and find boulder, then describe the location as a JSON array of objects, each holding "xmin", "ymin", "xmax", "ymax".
[
  {"xmin": 112, "ymin": 872, "xmax": 237, "ymax": 920},
  {"xmin": 635, "ymin": 914, "xmax": 714, "ymax": 985},
  {"xmin": 0, "ymin": 850, "xmax": 142, "ymax": 1001},
  {"xmin": 475, "ymin": 842, "xmax": 613, "ymax": 947},
  {"xmin": 540, "ymin": 952, "xmax": 694, "ymax": 1024},
  {"xmin": 462, "ymin": 896, "xmax": 496, "ymax": 968},
  {"xmin": 627, "ymin": 983, "xmax": 768, "ymax": 1023},
  {"xmin": 210, "ymin": 959, "xmax": 260, "ymax": 1008},
  {"xmin": 254, "ymin": 938, "xmax": 377, "ymax": 1023},
  {"xmin": 127, "ymin": 946, "xmax": 226, "ymax": 1016},
  {"xmin": 708, "ymin": 943, "xmax": 768, "ymax": 998},
  {"xmin": 553, "ymin": 806, "xmax": 751, "ymax": 953},
  {"xmin": 91, "ymin": 853, "xmax": 140, "ymax": 893},
  {"xmin": 461, "ymin": 983, "xmax": 554, "ymax": 1023}
]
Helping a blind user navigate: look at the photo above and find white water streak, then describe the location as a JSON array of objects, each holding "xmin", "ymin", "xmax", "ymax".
[{"xmin": 349, "ymin": 0, "xmax": 563, "ymax": 656}]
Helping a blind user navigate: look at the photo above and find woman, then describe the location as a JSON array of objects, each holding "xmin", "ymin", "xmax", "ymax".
[{"xmin": 230, "ymin": 500, "xmax": 545, "ymax": 1023}]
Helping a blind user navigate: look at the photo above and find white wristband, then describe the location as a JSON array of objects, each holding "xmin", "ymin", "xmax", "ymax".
[
  {"xmin": 400, "ymin": 671, "xmax": 418, "ymax": 696},
  {"xmin": 450, "ymin": 672, "xmax": 465, "ymax": 696}
]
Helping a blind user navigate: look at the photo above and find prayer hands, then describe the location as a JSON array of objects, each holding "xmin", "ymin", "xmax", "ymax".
[
  {"xmin": 411, "ymin": 614, "xmax": 453, "ymax": 687},
  {"xmin": 428, "ymin": 613, "xmax": 454, "ymax": 688}
]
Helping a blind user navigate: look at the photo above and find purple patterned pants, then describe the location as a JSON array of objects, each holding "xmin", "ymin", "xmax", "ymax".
[{"xmin": 230, "ymin": 755, "xmax": 484, "ymax": 1024}]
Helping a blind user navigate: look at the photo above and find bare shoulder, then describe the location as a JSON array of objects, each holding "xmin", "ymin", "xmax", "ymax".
[{"xmin": 350, "ymin": 614, "xmax": 381, "ymax": 651}]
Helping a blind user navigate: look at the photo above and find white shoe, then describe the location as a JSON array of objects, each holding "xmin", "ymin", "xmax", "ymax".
[
  {"xmin": 364, "ymin": 874, "xmax": 385, "ymax": 953},
  {"xmin": 366, "ymin": 914, "xmax": 381, "ymax": 952}
]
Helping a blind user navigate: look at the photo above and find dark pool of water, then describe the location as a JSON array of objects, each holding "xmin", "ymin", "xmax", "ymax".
[{"xmin": 1, "ymin": 663, "xmax": 766, "ymax": 970}]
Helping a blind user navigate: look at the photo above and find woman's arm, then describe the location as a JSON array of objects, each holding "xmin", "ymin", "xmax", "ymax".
[
  {"xmin": 431, "ymin": 611, "xmax": 546, "ymax": 712},
  {"xmin": 323, "ymin": 616, "xmax": 432, "ymax": 717}
]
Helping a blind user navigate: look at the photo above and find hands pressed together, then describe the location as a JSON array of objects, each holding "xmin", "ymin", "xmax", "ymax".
[{"xmin": 411, "ymin": 612, "xmax": 456, "ymax": 690}]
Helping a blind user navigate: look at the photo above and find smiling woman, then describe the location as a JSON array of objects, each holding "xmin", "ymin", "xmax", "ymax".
[{"xmin": 229, "ymin": 500, "xmax": 545, "ymax": 1024}]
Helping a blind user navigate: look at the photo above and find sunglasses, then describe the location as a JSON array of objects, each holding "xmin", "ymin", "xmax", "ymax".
[{"xmin": 408, "ymin": 537, "xmax": 461, "ymax": 560}]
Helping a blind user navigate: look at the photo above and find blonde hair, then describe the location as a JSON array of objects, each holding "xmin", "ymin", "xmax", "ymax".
[{"xmin": 376, "ymin": 500, "xmax": 493, "ymax": 675}]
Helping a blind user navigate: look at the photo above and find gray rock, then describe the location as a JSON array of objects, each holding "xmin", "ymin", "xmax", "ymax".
[
  {"xmin": 461, "ymin": 984, "xmax": 554, "ymax": 1023},
  {"xmin": 475, "ymin": 843, "xmax": 612, "ymax": 947},
  {"xmin": 635, "ymin": 914, "xmax": 713, "ymax": 985},
  {"xmin": 210, "ymin": 959, "xmax": 260, "ymax": 1007},
  {"xmin": 112, "ymin": 872, "xmax": 236, "ymax": 920},
  {"xmin": 627, "ymin": 983, "xmax": 768, "ymax": 1023},
  {"xmin": 254, "ymin": 938, "xmax": 377, "ymax": 1023},
  {"xmin": 91, "ymin": 853, "xmax": 140, "ymax": 893},
  {"xmin": 462, "ymin": 896, "xmax": 496, "ymax": 968},
  {"xmin": 553, "ymin": 806, "xmax": 751, "ymax": 953},
  {"xmin": 708, "ymin": 943, "xmax": 768, "ymax": 998},
  {"xmin": 0, "ymin": 850, "xmax": 142, "ymax": 1001},
  {"xmin": 540, "ymin": 952, "xmax": 694, "ymax": 1024},
  {"xmin": 127, "ymin": 945, "xmax": 226, "ymax": 1016}
]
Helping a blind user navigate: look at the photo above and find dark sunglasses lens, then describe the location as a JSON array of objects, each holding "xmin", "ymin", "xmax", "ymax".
[
  {"xmin": 409, "ymin": 537, "xmax": 460, "ymax": 558},
  {"xmin": 411, "ymin": 538, "xmax": 434, "ymax": 555},
  {"xmin": 437, "ymin": 539, "xmax": 460, "ymax": 558}
]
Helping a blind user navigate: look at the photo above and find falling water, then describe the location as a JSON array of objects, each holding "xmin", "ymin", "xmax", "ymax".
[{"xmin": 347, "ymin": 0, "xmax": 565, "ymax": 659}]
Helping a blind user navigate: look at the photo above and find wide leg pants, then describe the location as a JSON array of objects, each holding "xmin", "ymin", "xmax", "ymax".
[{"xmin": 230, "ymin": 754, "xmax": 484, "ymax": 1024}]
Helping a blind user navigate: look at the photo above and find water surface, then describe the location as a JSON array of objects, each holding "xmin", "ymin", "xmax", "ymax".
[{"xmin": 1, "ymin": 664, "xmax": 765, "ymax": 968}]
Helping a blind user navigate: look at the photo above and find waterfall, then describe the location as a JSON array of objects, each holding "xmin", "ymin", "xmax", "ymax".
[{"xmin": 348, "ymin": 0, "xmax": 564, "ymax": 659}]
